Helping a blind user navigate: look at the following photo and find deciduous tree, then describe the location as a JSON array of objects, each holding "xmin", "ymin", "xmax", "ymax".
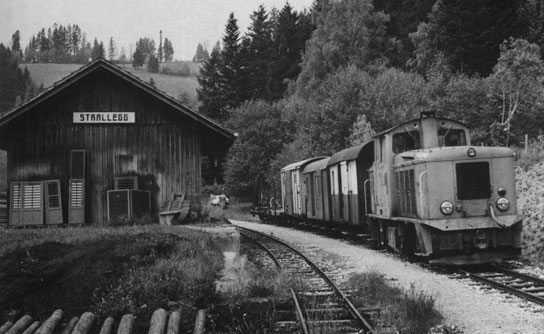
[{"xmin": 486, "ymin": 38, "xmax": 544, "ymax": 145}]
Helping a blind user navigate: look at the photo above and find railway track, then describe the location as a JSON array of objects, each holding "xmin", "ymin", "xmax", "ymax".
[
  {"xmin": 252, "ymin": 216, "xmax": 544, "ymax": 309},
  {"xmin": 236, "ymin": 225, "xmax": 375, "ymax": 334},
  {"xmin": 458, "ymin": 265, "xmax": 544, "ymax": 306}
]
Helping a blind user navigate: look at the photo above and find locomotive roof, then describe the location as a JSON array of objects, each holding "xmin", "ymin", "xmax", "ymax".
[
  {"xmin": 327, "ymin": 141, "xmax": 373, "ymax": 166},
  {"xmin": 373, "ymin": 114, "xmax": 468, "ymax": 138},
  {"xmin": 281, "ymin": 157, "xmax": 327, "ymax": 172},
  {"xmin": 303, "ymin": 157, "xmax": 331, "ymax": 173},
  {"xmin": 0, "ymin": 57, "xmax": 236, "ymax": 141}
]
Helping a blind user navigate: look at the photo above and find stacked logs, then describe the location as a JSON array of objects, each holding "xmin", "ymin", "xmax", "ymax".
[{"xmin": 0, "ymin": 309, "xmax": 207, "ymax": 334}]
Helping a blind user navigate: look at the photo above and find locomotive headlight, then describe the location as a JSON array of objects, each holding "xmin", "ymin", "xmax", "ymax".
[
  {"xmin": 496, "ymin": 197, "xmax": 510, "ymax": 211},
  {"xmin": 440, "ymin": 201, "xmax": 454, "ymax": 215},
  {"xmin": 497, "ymin": 187, "xmax": 507, "ymax": 196},
  {"xmin": 467, "ymin": 147, "xmax": 476, "ymax": 157}
]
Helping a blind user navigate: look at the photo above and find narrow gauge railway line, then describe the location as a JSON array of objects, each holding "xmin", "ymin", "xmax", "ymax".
[
  {"xmin": 236, "ymin": 225, "xmax": 375, "ymax": 334},
  {"xmin": 255, "ymin": 216, "xmax": 544, "ymax": 308},
  {"xmin": 458, "ymin": 265, "xmax": 544, "ymax": 306}
]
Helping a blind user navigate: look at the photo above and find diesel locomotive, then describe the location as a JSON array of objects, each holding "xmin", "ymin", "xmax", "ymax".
[{"xmin": 273, "ymin": 111, "xmax": 524, "ymax": 265}]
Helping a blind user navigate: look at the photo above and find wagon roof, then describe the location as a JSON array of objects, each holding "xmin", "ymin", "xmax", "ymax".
[
  {"xmin": 327, "ymin": 141, "xmax": 373, "ymax": 166},
  {"xmin": 0, "ymin": 57, "xmax": 236, "ymax": 141},
  {"xmin": 281, "ymin": 157, "xmax": 327, "ymax": 172},
  {"xmin": 303, "ymin": 157, "xmax": 330, "ymax": 174}
]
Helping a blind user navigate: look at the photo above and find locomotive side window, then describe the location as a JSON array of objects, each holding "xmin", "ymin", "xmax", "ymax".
[
  {"xmin": 392, "ymin": 131, "xmax": 420, "ymax": 153},
  {"xmin": 456, "ymin": 162, "xmax": 491, "ymax": 200},
  {"xmin": 439, "ymin": 129, "xmax": 466, "ymax": 147}
]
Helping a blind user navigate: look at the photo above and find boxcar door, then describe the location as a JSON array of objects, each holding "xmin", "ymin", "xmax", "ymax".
[
  {"xmin": 281, "ymin": 171, "xmax": 293, "ymax": 215},
  {"xmin": 314, "ymin": 174, "xmax": 322, "ymax": 219},
  {"xmin": 291, "ymin": 170, "xmax": 300, "ymax": 215},
  {"xmin": 322, "ymin": 169, "xmax": 331, "ymax": 221},
  {"xmin": 347, "ymin": 160, "xmax": 359, "ymax": 224},
  {"xmin": 340, "ymin": 161, "xmax": 349, "ymax": 222},
  {"xmin": 329, "ymin": 166, "xmax": 340, "ymax": 222}
]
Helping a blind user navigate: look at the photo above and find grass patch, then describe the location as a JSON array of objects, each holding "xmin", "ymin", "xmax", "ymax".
[
  {"xmin": 209, "ymin": 235, "xmax": 305, "ymax": 334},
  {"xmin": 20, "ymin": 63, "xmax": 199, "ymax": 108},
  {"xmin": 222, "ymin": 203, "xmax": 261, "ymax": 222},
  {"xmin": 344, "ymin": 271, "xmax": 443, "ymax": 334},
  {"xmin": 0, "ymin": 225, "xmax": 223, "ymax": 326}
]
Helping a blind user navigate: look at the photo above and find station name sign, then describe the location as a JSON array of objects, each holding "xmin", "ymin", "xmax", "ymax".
[{"xmin": 73, "ymin": 112, "xmax": 135, "ymax": 124}]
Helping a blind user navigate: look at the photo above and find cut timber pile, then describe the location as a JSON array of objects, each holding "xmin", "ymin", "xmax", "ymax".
[{"xmin": 0, "ymin": 309, "xmax": 207, "ymax": 334}]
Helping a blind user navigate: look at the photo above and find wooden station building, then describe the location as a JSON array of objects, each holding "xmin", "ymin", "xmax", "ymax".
[{"xmin": 0, "ymin": 58, "xmax": 236, "ymax": 226}]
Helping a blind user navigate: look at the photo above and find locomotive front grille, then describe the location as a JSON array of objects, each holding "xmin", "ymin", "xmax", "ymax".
[
  {"xmin": 456, "ymin": 162, "xmax": 491, "ymax": 200},
  {"xmin": 396, "ymin": 169, "xmax": 417, "ymax": 216}
]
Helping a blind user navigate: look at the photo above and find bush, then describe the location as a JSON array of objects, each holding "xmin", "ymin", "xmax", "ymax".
[
  {"xmin": 92, "ymin": 235, "xmax": 223, "ymax": 319},
  {"xmin": 514, "ymin": 136, "xmax": 544, "ymax": 169},
  {"xmin": 108, "ymin": 213, "xmax": 158, "ymax": 227},
  {"xmin": 344, "ymin": 272, "xmax": 443, "ymax": 334}
]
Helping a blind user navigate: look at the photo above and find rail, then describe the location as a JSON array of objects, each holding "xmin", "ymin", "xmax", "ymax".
[
  {"xmin": 237, "ymin": 225, "xmax": 375, "ymax": 333},
  {"xmin": 459, "ymin": 266, "xmax": 544, "ymax": 306}
]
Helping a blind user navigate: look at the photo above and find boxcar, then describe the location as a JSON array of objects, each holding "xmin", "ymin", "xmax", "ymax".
[
  {"xmin": 327, "ymin": 142, "xmax": 374, "ymax": 226},
  {"xmin": 302, "ymin": 157, "xmax": 330, "ymax": 221}
]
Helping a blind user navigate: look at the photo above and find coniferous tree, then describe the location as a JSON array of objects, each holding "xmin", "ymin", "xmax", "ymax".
[
  {"xmin": 148, "ymin": 54, "xmax": 160, "ymax": 73},
  {"xmin": 517, "ymin": 0, "xmax": 544, "ymax": 59},
  {"xmin": 295, "ymin": 0, "xmax": 390, "ymax": 96},
  {"xmin": 163, "ymin": 38, "xmax": 174, "ymax": 61},
  {"xmin": 0, "ymin": 44, "xmax": 30, "ymax": 113},
  {"xmin": 158, "ymin": 30, "xmax": 163, "ymax": 62},
  {"xmin": 197, "ymin": 42, "xmax": 226, "ymax": 121},
  {"xmin": 409, "ymin": 0, "xmax": 523, "ymax": 76},
  {"xmin": 373, "ymin": 0, "xmax": 435, "ymax": 70},
  {"xmin": 91, "ymin": 38, "xmax": 105, "ymax": 60},
  {"xmin": 192, "ymin": 43, "xmax": 209, "ymax": 62},
  {"xmin": 243, "ymin": 5, "xmax": 275, "ymax": 101},
  {"xmin": 271, "ymin": 4, "xmax": 314, "ymax": 99},
  {"xmin": 108, "ymin": 37, "xmax": 116, "ymax": 61},
  {"xmin": 11, "ymin": 30, "xmax": 22, "ymax": 59},
  {"xmin": 220, "ymin": 13, "xmax": 245, "ymax": 111},
  {"xmin": 132, "ymin": 47, "xmax": 145, "ymax": 68}
]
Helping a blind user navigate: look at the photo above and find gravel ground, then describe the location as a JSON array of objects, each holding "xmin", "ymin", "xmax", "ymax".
[{"xmin": 231, "ymin": 220, "xmax": 544, "ymax": 334}]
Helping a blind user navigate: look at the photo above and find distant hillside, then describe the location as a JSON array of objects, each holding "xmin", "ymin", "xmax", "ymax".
[{"xmin": 20, "ymin": 62, "xmax": 201, "ymax": 108}]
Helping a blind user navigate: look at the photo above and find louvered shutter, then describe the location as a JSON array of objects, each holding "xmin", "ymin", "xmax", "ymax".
[{"xmin": 44, "ymin": 180, "xmax": 63, "ymax": 224}]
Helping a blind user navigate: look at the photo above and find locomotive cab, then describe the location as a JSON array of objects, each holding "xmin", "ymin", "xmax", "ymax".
[{"xmin": 368, "ymin": 112, "xmax": 524, "ymax": 264}]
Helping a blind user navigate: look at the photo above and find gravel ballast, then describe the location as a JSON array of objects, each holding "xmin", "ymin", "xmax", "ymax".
[{"xmin": 231, "ymin": 220, "xmax": 544, "ymax": 334}]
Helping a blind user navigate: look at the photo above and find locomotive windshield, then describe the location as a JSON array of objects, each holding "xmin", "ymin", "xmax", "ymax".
[
  {"xmin": 393, "ymin": 130, "xmax": 420, "ymax": 153},
  {"xmin": 456, "ymin": 162, "xmax": 491, "ymax": 200},
  {"xmin": 438, "ymin": 128, "xmax": 466, "ymax": 147}
]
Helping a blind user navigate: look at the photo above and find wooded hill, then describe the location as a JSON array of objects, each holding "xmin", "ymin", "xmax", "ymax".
[{"xmin": 196, "ymin": 0, "xmax": 544, "ymax": 197}]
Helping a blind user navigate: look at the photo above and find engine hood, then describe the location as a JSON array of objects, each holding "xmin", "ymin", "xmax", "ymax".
[{"xmin": 394, "ymin": 146, "xmax": 514, "ymax": 167}]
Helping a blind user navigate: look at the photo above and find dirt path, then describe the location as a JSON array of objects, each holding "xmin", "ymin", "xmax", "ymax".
[{"xmin": 231, "ymin": 220, "xmax": 544, "ymax": 334}]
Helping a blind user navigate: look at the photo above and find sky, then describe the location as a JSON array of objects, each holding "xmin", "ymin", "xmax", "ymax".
[{"xmin": 1, "ymin": 0, "xmax": 315, "ymax": 60}]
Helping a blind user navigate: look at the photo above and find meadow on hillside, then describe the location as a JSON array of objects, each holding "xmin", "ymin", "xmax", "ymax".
[{"xmin": 20, "ymin": 62, "xmax": 200, "ymax": 107}]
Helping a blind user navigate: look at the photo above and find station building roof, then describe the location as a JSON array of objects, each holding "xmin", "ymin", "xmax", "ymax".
[{"xmin": 0, "ymin": 57, "xmax": 236, "ymax": 142}]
